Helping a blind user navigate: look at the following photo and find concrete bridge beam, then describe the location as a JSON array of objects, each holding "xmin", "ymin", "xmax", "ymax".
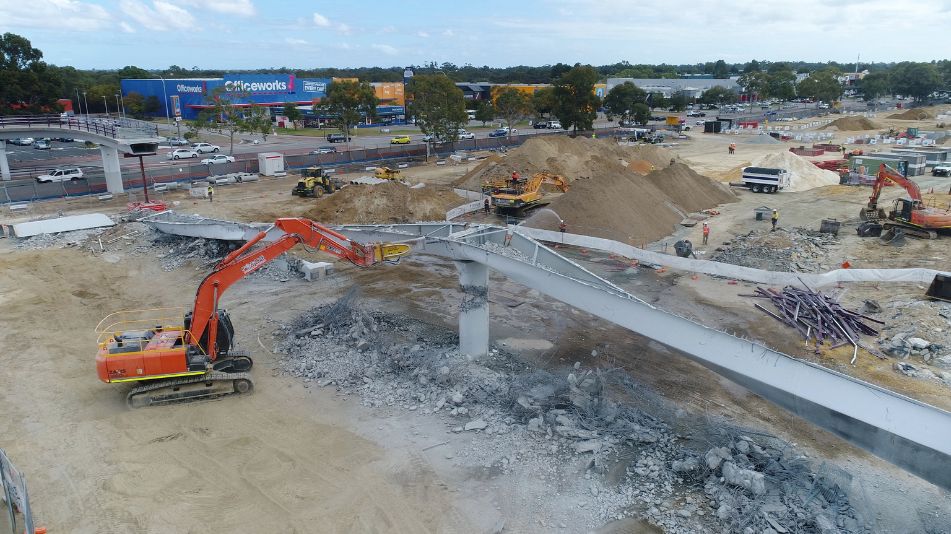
[
  {"xmin": 99, "ymin": 144, "xmax": 124, "ymax": 194},
  {"xmin": 454, "ymin": 260, "xmax": 490, "ymax": 357}
]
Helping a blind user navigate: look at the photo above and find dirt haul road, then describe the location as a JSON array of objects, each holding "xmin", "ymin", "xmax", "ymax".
[{"xmin": 0, "ymin": 248, "xmax": 469, "ymax": 533}]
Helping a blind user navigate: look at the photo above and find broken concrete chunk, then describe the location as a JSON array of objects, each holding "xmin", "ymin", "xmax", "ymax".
[
  {"xmin": 464, "ymin": 419, "xmax": 488, "ymax": 431},
  {"xmin": 573, "ymin": 440, "xmax": 603, "ymax": 454},
  {"xmin": 906, "ymin": 337, "xmax": 931, "ymax": 350},
  {"xmin": 721, "ymin": 461, "xmax": 766, "ymax": 496},
  {"xmin": 705, "ymin": 447, "xmax": 732, "ymax": 470}
]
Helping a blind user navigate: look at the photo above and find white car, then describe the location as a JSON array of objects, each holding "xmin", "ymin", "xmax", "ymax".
[
  {"xmin": 201, "ymin": 154, "xmax": 235, "ymax": 165},
  {"xmin": 168, "ymin": 148, "xmax": 199, "ymax": 160},
  {"xmin": 192, "ymin": 143, "xmax": 220, "ymax": 153},
  {"xmin": 36, "ymin": 167, "xmax": 84, "ymax": 183},
  {"xmin": 457, "ymin": 129, "xmax": 475, "ymax": 140}
]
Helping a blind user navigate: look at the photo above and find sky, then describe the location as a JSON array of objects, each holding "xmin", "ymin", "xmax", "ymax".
[{"xmin": 1, "ymin": 0, "xmax": 949, "ymax": 70}]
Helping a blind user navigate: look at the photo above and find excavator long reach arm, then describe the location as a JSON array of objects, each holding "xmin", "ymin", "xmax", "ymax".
[
  {"xmin": 96, "ymin": 217, "xmax": 411, "ymax": 407},
  {"xmin": 865, "ymin": 163, "xmax": 922, "ymax": 213}
]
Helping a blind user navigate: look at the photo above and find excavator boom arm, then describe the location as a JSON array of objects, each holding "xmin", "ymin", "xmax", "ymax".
[
  {"xmin": 187, "ymin": 218, "xmax": 410, "ymax": 357},
  {"xmin": 868, "ymin": 163, "xmax": 922, "ymax": 209}
]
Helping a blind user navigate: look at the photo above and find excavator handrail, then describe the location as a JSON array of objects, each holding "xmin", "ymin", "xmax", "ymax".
[{"xmin": 95, "ymin": 307, "xmax": 187, "ymax": 337}]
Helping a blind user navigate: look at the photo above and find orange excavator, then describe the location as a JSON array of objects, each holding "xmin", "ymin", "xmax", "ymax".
[
  {"xmin": 483, "ymin": 171, "xmax": 569, "ymax": 215},
  {"xmin": 96, "ymin": 218, "xmax": 411, "ymax": 407},
  {"xmin": 860, "ymin": 163, "xmax": 951, "ymax": 239}
]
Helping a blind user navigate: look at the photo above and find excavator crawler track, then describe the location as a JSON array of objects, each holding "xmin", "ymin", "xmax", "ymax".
[{"xmin": 126, "ymin": 371, "xmax": 253, "ymax": 409}]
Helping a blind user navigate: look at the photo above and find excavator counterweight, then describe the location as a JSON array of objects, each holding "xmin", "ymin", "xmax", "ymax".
[{"xmin": 95, "ymin": 218, "xmax": 411, "ymax": 407}]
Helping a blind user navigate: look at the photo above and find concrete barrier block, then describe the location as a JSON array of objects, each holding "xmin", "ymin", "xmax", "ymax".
[
  {"xmin": 9, "ymin": 203, "xmax": 29, "ymax": 211},
  {"xmin": 97, "ymin": 194, "xmax": 114, "ymax": 201},
  {"xmin": 300, "ymin": 260, "xmax": 333, "ymax": 281},
  {"xmin": 397, "ymin": 163, "xmax": 409, "ymax": 169}
]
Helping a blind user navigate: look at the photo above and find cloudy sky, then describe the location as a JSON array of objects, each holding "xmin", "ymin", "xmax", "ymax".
[{"xmin": 1, "ymin": 0, "xmax": 948, "ymax": 69}]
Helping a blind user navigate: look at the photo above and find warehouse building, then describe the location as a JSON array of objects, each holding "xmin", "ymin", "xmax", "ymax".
[
  {"xmin": 605, "ymin": 77, "xmax": 740, "ymax": 98},
  {"xmin": 120, "ymin": 74, "xmax": 406, "ymax": 121}
]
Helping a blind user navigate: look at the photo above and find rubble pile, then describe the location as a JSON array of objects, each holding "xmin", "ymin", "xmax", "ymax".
[
  {"xmin": 275, "ymin": 294, "xmax": 871, "ymax": 532},
  {"xmin": 13, "ymin": 227, "xmax": 109, "ymax": 250},
  {"xmin": 877, "ymin": 299, "xmax": 951, "ymax": 387},
  {"xmin": 711, "ymin": 227, "xmax": 837, "ymax": 272}
]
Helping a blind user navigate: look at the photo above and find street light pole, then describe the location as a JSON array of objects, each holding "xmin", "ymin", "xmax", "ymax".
[
  {"xmin": 115, "ymin": 94, "xmax": 122, "ymax": 119},
  {"xmin": 82, "ymin": 91, "xmax": 89, "ymax": 118},
  {"xmin": 75, "ymin": 89, "xmax": 82, "ymax": 119},
  {"xmin": 103, "ymin": 96, "xmax": 109, "ymax": 116},
  {"xmin": 157, "ymin": 76, "xmax": 170, "ymax": 126}
]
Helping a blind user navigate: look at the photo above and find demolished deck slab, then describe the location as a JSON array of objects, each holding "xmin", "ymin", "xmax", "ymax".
[{"xmin": 12, "ymin": 213, "xmax": 114, "ymax": 238}]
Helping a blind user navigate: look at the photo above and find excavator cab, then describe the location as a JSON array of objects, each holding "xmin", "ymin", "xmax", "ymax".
[{"xmin": 892, "ymin": 198, "xmax": 915, "ymax": 223}]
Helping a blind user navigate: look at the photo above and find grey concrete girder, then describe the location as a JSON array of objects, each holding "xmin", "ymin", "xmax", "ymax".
[{"xmin": 338, "ymin": 223, "xmax": 951, "ymax": 490}]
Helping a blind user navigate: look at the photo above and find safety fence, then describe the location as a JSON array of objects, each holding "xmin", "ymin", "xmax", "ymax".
[
  {"xmin": 0, "ymin": 448, "xmax": 34, "ymax": 534},
  {"xmin": 0, "ymin": 114, "xmax": 159, "ymax": 139}
]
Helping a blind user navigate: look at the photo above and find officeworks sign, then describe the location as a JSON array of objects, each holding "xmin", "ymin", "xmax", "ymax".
[
  {"xmin": 175, "ymin": 83, "xmax": 205, "ymax": 94},
  {"xmin": 223, "ymin": 74, "xmax": 295, "ymax": 94}
]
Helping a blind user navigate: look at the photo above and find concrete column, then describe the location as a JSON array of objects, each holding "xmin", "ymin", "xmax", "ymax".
[
  {"xmin": 0, "ymin": 142, "xmax": 10, "ymax": 181},
  {"xmin": 454, "ymin": 260, "xmax": 489, "ymax": 357},
  {"xmin": 99, "ymin": 144, "xmax": 124, "ymax": 194}
]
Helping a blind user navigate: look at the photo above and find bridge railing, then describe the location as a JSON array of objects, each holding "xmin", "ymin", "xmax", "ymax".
[{"xmin": 0, "ymin": 114, "xmax": 118, "ymax": 138}]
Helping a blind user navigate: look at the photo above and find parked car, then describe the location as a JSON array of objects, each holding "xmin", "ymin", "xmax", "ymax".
[
  {"xmin": 201, "ymin": 154, "xmax": 236, "ymax": 165},
  {"xmin": 167, "ymin": 137, "xmax": 189, "ymax": 146},
  {"xmin": 192, "ymin": 142, "xmax": 220, "ymax": 153},
  {"xmin": 686, "ymin": 111, "xmax": 706, "ymax": 117},
  {"xmin": 36, "ymin": 167, "xmax": 84, "ymax": 183},
  {"xmin": 8, "ymin": 137, "xmax": 34, "ymax": 146},
  {"xmin": 545, "ymin": 121, "xmax": 562, "ymax": 129},
  {"xmin": 457, "ymin": 129, "xmax": 475, "ymax": 140},
  {"xmin": 32, "ymin": 139, "xmax": 51, "ymax": 150},
  {"xmin": 488, "ymin": 127, "xmax": 517, "ymax": 137},
  {"xmin": 932, "ymin": 164, "xmax": 951, "ymax": 177},
  {"xmin": 533, "ymin": 120, "xmax": 548, "ymax": 129},
  {"xmin": 311, "ymin": 146, "xmax": 337, "ymax": 154},
  {"xmin": 326, "ymin": 133, "xmax": 351, "ymax": 143},
  {"xmin": 52, "ymin": 136, "xmax": 75, "ymax": 142},
  {"xmin": 390, "ymin": 135, "xmax": 412, "ymax": 144},
  {"xmin": 167, "ymin": 148, "xmax": 199, "ymax": 160}
]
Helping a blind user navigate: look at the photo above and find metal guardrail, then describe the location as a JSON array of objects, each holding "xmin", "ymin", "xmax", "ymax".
[
  {"xmin": 0, "ymin": 114, "xmax": 159, "ymax": 139},
  {"xmin": 0, "ymin": 448, "xmax": 34, "ymax": 534}
]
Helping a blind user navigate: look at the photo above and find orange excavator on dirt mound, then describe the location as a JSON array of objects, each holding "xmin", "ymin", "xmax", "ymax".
[
  {"xmin": 96, "ymin": 218, "xmax": 411, "ymax": 407},
  {"xmin": 860, "ymin": 163, "xmax": 951, "ymax": 239}
]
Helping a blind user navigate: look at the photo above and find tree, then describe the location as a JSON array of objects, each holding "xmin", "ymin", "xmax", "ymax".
[
  {"xmin": 195, "ymin": 87, "xmax": 254, "ymax": 155},
  {"xmin": 766, "ymin": 63, "xmax": 797, "ymax": 104},
  {"xmin": 859, "ymin": 72, "xmax": 890, "ymax": 102},
  {"xmin": 245, "ymin": 104, "xmax": 273, "ymax": 141},
  {"xmin": 531, "ymin": 87, "xmax": 557, "ymax": 117},
  {"xmin": 668, "ymin": 90, "xmax": 690, "ymax": 112},
  {"xmin": 602, "ymin": 81, "xmax": 647, "ymax": 124},
  {"xmin": 410, "ymin": 74, "xmax": 467, "ymax": 146},
  {"xmin": 314, "ymin": 79, "xmax": 378, "ymax": 144},
  {"xmin": 648, "ymin": 92, "xmax": 668, "ymax": 111},
  {"xmin": 552, "ymin": 64, "xmax": 600, "ymax": 134},
  {"xmin": 737, "ymin": 71, "xmax": 769, "ymax": 109},
  {"xmin": 631, "ymin": 103, "xmax": 650, "ymax": 125},
  {"xmin": 797, "ymin": 69, "xmax": 842, "ymax": 106},
  {"xmin": 124, "ymin": 91, "xmax": 146, "ymax": 118},
  {"xmin": 283, "ymin": 103, "xmax": 302, "ymax": 127},
  {"xmin": 712, "ymin": 59, "xmax": 729, "ymax": 79},
  {"xmin": 117, "ymin": 65, "xmax": 150, "ymax": 80},
  {"xmin": 494, "ymin": 87, "xmax": 532, "ymax": 137},
  {"xmin": 699, "ymin": 86, "xmax": 738, "ymax": 106},
  {"xmin": 474, "ymin": 100, "xmax": 495, "ymax": 126},
  {"xmin": 0, "ymin": 32, "xmax": 64, "ymax": 114},
  {"xmin": 890, "ymin": 62, "xmax": 942, "ymax": 103}
]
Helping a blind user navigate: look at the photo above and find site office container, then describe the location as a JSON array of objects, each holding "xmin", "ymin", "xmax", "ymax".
[{"xmin": 866, "ymin": 152, "xmax": 927, "ymax": 176}]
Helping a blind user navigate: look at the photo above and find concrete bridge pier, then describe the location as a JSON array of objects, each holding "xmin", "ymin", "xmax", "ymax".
[
  {"xmin": 99, "ymin": 145, "xmax": 124, "ymax": 194},
  {"xmin": 454, "ymin": 260, "xmax": 489, "ymax": 357},
  {"xmin": 0, "ymin": 142, "xmax": 10, "ymax": 181}
]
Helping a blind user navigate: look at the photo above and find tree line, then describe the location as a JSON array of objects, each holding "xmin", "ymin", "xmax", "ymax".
[{"xmin": 1, "ymin": 31, "xmax": 948, "ymax": 125}]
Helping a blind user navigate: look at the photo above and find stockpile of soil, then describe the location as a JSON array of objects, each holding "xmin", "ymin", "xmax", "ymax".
[
  {"xmin": 306, "ymin": 182, "xmax": 464, "ymax": 224},
  {"xmin": 820, "ymin": 116, "xmax": 880, "ymax": 131},
  {"xmin": 888, "ymin": 108, "xmax": 935, "ymax": 120},
  {"xmin": 453, "ymin": 137, "xmax": 679, "ymax": 190},
  {"xmin": 523, "ymin": 163, "xmax": 736, "ymax": 244},
  {"xmin": 750, "ymin": 151, "xmax": 839, "ymax": 192}
]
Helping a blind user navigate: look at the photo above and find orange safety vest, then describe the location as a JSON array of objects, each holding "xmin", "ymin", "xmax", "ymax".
[{"xmin": 702, "ymin": 225, "xmax": 710, "ymax": 235}]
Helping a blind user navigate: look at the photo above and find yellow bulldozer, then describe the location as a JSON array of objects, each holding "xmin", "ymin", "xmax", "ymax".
[
  {"xmin": 292, "ymin": 167, "xmax": 339, "ymax": 198},
  {"xmin": 374, "ymin": 166, "xmax": 403, "ymax": 181},
  {"xmin": 482, "ymin": 171, "xmax": 569, "ymax": 215}
]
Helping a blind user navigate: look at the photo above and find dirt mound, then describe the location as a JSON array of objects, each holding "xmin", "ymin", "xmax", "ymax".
[
  {"xmin": 750, "ymin": 151, "xmax": 840, "ymax": 192},
  {"xmin": 523, "ymin": 163, "xmax": 736, "ymax": 245},
  {"xmin": 888, "ymin": 108, "xmax": 935, "ymax": 120},
  {"xmin": 305, "ymin": 182, "xmax": 464, "ymax": 224},
  {"xmin": 820, "ymin": 116, "xmax": 880, "ymax": 131},
  {"xmin": 453, "ymin": 137, "xmax": 678, "ymax": 190}
]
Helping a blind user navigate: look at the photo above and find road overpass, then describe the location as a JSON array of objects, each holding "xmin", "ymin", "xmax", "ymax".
[{"xmin": 0, "ymin": 115, "xmax": 162, "ymax": 193}]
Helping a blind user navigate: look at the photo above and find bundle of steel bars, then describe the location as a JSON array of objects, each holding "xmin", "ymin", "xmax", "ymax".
[{"xmin": 748, "ymin": 286, "xmax": 883, "ymax": 364}]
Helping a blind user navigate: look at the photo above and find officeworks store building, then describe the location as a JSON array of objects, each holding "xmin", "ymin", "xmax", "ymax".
[{"xmin": 121, "ymin": 74, "xmax": 335, "ymax": 120}]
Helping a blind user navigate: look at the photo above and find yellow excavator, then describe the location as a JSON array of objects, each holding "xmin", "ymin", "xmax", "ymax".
[
  {"xmin": 483, "ymin": 171, "xmax": 569, "ymax": 215},
  {"xmin": 374, "ymin": 166, "xmax": 403, "ymax": 181},
  {"xmin": 293, "ymin": 167, "xmax": 339, "ymax": 197}
]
